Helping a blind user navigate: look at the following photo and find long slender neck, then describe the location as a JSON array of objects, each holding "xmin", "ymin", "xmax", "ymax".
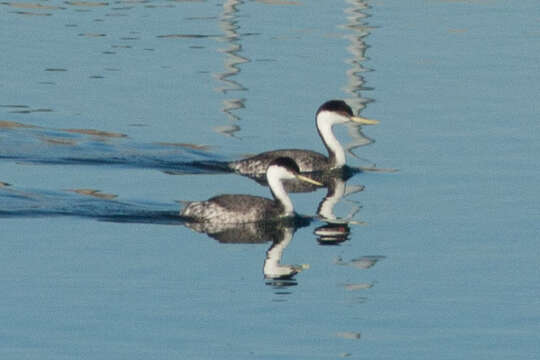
[
  {"xmin": 316, "ymin": 112, "xmax": 346, "ymax": 168},
  {"xmin": 267, "ymin": 168, "xmax": 294, "ymax": 216}
]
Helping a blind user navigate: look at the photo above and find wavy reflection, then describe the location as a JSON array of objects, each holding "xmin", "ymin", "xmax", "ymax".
[
  {"xmin": 213, "ymin": 0, "xmax": 250, "ymax": 138},
  {"xmin": 313, "ymin": 174, "xmax": 366, "ymax": 245},
  {"xmin": 341, "ymin": 0, "xmax": 377, "ymax": 161},
  {"xmin": 316, "ymin": 176, "xmax": 363, "ymax": 223}
]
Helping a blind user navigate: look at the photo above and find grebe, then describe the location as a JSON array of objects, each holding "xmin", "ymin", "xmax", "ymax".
[
  {"xmin": 228, "ymin": 100, "xmax": 378, "ymax": 175},
  {"xmin": 180, "ymin": 157, "xmax": 322, "ymax": 224}
]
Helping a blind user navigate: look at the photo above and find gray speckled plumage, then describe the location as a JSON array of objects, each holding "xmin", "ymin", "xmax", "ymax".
[
  {"xmin": 228, "ymin": 149, "xmax": 330, "ymax": 175},
  {"xmin": 181, "ymin": 194, "xmax": 285, "ymax": 223},
  {"xmin": 226, "ymin": 100, "xmax": 369, "ymax": 176},
  {"xmin": 181, "ymin": 157, "xmax": 319, "ymax": 224}
]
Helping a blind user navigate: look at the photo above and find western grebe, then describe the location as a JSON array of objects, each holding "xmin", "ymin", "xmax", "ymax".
[
  {"xmin": 180, "ymin": 157, "xmax": 322, "ymax": 224},
  {"xmin": 228, "ymin": 100, "xmax": 378, "ymax": 175}
]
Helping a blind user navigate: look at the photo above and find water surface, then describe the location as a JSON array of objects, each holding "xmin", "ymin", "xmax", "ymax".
[{"xmin": 1, "ymin": 0, "xmax": 540, "ymax": 359}]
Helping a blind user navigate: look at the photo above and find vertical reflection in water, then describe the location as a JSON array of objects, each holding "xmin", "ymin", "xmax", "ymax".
[
  {"xmin": 264, "ymin": 226, "xmax": 308, "ymax": 283},
  {"xmin": 213, "ymin": 0, "xmax": 250, "ymax": 138},
  {"xmin": 342, "ymin": 0, "xmax": 376, "ymax": 159}
]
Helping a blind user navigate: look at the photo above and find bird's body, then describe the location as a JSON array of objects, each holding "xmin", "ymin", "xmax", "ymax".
[
  {"xmin": 181, "ymin": 157, "xmax": 322, "ymax": 224},
  {"xmin": 182, "ymin": 194, "xmax": 283, "ymax": 224},
  {"xmin": 228, "ymin": 149, "xmax": 329, "ymax": 176},
  {"xmin": 227, "ymin": 100, "xmax": 378, "ymax": 176}
]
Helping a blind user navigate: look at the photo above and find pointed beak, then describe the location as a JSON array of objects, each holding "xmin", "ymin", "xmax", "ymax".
[
  {"xmin": 350, "ymin": 116, "xmax": 379, "ymax": 125},
  {"xmin": 296, "ymin": 174, "xmax": 323, "ymax": 186}
]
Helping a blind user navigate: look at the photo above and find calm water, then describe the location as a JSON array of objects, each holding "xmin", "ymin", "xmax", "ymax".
[{"xmin": 1, "ymin": 0, "xmax": 540, "ymax": 359}]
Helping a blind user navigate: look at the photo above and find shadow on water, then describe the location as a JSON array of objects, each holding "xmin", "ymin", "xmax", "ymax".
[
  {"xmin": 0, "ymin": 121, "xmax": 234, "ymax": 174},
  {"xmin": 0, "ymin": 183, "xmax": 183, "ymax": 224}
]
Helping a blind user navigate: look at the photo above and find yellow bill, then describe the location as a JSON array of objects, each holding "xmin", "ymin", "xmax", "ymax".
[
  {"xmin": 296, "ymin": 175, "xmax": 323, "ymax": 186},
  {"xmin": 350, "ymin": 116, "xmax": 379, "ymax": 125}
]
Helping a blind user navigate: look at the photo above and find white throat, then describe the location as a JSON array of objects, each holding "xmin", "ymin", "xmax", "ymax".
[
  {"xmin": 316, "ymin": 112, "xmax": 346, "ymax": 168},
  {"xmin": 267, "ymin": 166, "xmax": 294, "ymax": 216}
]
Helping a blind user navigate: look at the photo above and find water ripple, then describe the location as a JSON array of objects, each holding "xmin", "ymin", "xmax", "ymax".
[
  {"xmin": 0, "ymin": 122, "xmax": 231, "ymax": 173},
  {"xmin": 0, "ymin": 184, "xmax": 182, "ymax": 224}
]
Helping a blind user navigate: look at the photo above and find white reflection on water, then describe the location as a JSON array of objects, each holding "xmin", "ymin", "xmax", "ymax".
[
  {"xmin": 214, "ymin": 0, "xmax": 249, "ymax": 138},
  {"xmin": 342, "ymin": 0, "xmax": 377, "ymax": 163}
]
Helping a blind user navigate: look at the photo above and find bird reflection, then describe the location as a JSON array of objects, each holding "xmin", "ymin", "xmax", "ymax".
[
  {"xmin": 341, "ymin": 0, "xmax": 377, "ymax": 164},
  {"xmin": 213, "ymin": 0, "xmax": 250, "ymax": 138},
  {"xmin": 314, "ymin": 223, "xmax": 351, "ymax": 245},
  {"xmin": 263, "ymin": 225, "xmax": 305, "ymax": 279},
  {"xmin": 313, "ymin": 174, "xmax": 365, "ymax": 245},
  {"xmin": 184, "ymin": 216, "xmax": 312, "ymax": 285},
  {"xmin": 316, "ymin": 175, "xmax": 364, "ymax": 223}
]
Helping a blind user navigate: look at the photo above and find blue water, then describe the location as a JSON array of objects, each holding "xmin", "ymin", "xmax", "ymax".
[{"xmin": 1, "ymin": 0, "xmax": 540, "ymax": 359}]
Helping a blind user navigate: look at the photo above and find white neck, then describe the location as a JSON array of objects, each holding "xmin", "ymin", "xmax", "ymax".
[
  {"xmin": 317, "ymin": 112, "xmax": 346, "ymax": 168},
  {"xmin": 267, "ymin": 166, "xmax": 294, "ymax": 216}
]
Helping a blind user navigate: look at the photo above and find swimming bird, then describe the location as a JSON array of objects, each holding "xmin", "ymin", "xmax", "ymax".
[
  {"xmin": 228, "ymin": 100, "xmax": 378, "ymax": 176},
  {"xmin": 180, "ymin": 157, "xmax": 322, "ymax": 224}
]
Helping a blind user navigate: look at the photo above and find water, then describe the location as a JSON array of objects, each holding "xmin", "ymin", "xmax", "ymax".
[{"xmin": 1, "ymin": 0, "xmax": 540, "ymax": 359}]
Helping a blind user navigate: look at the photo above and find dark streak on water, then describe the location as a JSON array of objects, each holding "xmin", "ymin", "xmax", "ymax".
[
  {"xmin": 0, "ymin": 185, "xmax": 184, "ymax": 224},
  {"xmin": 0, "ymin": 125, "xmax": 233, "ymax": 174}
]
